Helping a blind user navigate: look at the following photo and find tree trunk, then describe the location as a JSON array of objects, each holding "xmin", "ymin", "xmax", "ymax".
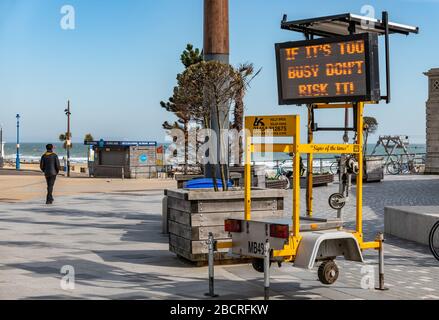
[
  {"xmin": 215, "ymin": 98, "xmax": 228, "ymax": 191},
  {"xmin": 234, "ymin": 90, "xmax": 244, "ymax": 165},
  {"xmin": 184, "ymin": 120, "xmax": 189, "ymax": 174}
]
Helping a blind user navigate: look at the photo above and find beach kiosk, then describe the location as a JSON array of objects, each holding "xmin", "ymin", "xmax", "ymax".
[
  {"xmin": 85, "ymin": 140, "xmax": 158, "ymax": 179},
  {"xmin": 215, "ymin": 12, "xmax": 418, "ymax": 298}
]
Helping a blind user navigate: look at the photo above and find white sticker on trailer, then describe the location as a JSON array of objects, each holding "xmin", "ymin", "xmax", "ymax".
[{"xmin": 230, "ymin": 220, "xmax": 288, "ymax": 259}]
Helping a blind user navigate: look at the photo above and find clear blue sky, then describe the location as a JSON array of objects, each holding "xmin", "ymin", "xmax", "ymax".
[{"xmin": 0, "ymin": 0, "xmax": 436, "ymax": 144}]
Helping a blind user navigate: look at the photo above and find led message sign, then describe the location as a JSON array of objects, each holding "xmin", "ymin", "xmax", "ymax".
[{"xmin": 275, "ymin": 33, "xmax": 380, "ymax": 105}]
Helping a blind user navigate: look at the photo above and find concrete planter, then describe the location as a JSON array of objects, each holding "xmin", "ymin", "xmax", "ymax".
[
  {"xmin": 352, "ymin": 157, "xmax": 385, "ymax": 184},
  {"xmin": 163, "ymin": 188, "xmax": 286, "ymax": 264},
  {"xmin": 385, "ymin": 206, "xmax": 439, "ymax": 245},
  {"xmin": 266, "ymin": 179, "xmax": 289, "ymax": 189},
  {"xmin": 364, "ymin": 156, "xmax": 384, "ymax": 182}
]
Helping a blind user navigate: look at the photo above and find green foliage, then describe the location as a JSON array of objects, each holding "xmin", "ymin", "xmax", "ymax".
[
  {"xmin": 364, "ymin": 116, "xmax": 378, "ymax": 134},
  {"xmin": 160, "ymin": 44, "xmax": 203, "ymax": 130},
  {"xmin": 84, "ymin": 133, "xmax": 94, "ymax": 142},
  {"xmin": 59, "ymin": 132, "xmax": 72, "ymax": 150},
  {"xmin": 161, "ymin": 44, "xmax": 260, "ymax": 189},
  {"xmin": 180, "ymin": 44, "xmax": 203, "ymax": 68}
]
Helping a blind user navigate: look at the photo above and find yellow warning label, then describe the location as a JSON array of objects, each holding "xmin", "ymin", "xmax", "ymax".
[
  {"xmin": 299, "ymin": 144, "xmax": 361, "ymax": 154},
  {"xmin": 245, "ymin": 115, "xmax": 297, "ymax": 137}
]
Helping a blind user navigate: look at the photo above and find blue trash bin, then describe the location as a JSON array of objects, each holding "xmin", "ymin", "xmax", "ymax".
[{"xmin": 184, "ymin": 178, "xmax": 233, "ymax": 189}]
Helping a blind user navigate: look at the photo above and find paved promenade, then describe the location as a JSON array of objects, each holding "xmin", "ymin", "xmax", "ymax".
[{"xmin": 0, "ymin": 175, "xmax": 438, "ymax": 300}]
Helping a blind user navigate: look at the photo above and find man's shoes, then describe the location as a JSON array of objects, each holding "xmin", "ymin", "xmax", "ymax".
[{"xmin": 46, "ymin": 201, "xmax": 53, "ymax": 205}]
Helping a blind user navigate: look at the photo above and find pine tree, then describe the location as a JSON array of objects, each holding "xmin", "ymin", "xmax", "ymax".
[{"xmin": 160, "ymin": 44, "xmax": 204, "ymax": 174}]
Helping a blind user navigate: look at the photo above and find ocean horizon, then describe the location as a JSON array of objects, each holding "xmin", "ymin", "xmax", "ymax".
[
  {"xmin": 0, "ymin": 142, "xmax": 168, "ymax": 163},
  {"xmin": 0, "ymin": 142, "xmax": 427, "ymax": 165}
]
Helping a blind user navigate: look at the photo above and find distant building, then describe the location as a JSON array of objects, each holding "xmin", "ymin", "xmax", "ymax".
[{"xmin": 85, "ymin": 140, "xmax": 158, "ymax": 179}]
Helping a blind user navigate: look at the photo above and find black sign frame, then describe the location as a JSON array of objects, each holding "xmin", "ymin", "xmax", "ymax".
[{"xmin": 275, "ymin": 33, "xmax": 380, "ymax": 105}]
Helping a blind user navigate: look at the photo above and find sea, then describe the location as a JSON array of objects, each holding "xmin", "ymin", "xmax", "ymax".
[
  {"xmin": 2, "ymin": 143, "xmax": 90, "ymax": 164},
  {"xmin": 1, "ymin": 142, "xmax": 427, "ymax": 167}
]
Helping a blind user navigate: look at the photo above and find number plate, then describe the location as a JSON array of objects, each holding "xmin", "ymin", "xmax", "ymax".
[
  {"xmin": 247, "ymin": 241, "xmax": 266, "ymax": 256},
  {"xmin": 229, "ymin": 220, "xmax": 288, "ymax": 259}
]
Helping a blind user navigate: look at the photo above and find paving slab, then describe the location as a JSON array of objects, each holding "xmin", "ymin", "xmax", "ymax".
[{"xmin": 0, "ymin": 175, "xmax": 439, "ymax": 300}]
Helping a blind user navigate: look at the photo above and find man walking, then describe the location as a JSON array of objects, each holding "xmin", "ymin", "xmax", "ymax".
[{"xmin": 40, "ymin": 144, "xmax": 60, "ymax": 204}]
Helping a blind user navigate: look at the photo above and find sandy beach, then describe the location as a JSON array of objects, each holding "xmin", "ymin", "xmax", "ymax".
[
  {"xmin": 2, "ymin": 162, "xmax": 88, "ymax": 173},
  {"xmin": 0, "ymin": 168, "xmax": 176, "ymax": 203}
]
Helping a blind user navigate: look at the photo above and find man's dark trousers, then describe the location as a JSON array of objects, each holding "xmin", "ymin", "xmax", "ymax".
[
  {"xmin": 40, "ymin": 151, "xmax": 60, "ymax": 204},
  {"xmin": 45, "ymin": 175, "xmax": 57, "ymax": 204}
]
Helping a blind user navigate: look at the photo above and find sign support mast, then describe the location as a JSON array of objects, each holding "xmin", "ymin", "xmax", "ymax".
[{"xmin": 203, "ymin": 0, "xmax": 230, "ymax": 180}]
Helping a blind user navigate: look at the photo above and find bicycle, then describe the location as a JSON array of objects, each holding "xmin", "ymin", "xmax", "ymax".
[
  {"xmin": 429, "ymin": 220, "xmax": 439, "ymax": 262},
  {"xmin": 386, "ymin": 154, "xmax": 418, "ymax": 175},
  {"xmin": 269, "ymin": 157, "xmax": 306, "ymax": 190},
  {"xmin": 271, "ymin": 160, "xmax": 293, "ymax": 189},
  {"xmin": 329, "ymin": 159, "xmax": 339, "ymax": 175}
]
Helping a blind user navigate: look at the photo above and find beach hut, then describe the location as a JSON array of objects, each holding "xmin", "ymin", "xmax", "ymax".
[{"xmin": 84, "ymin": 140, "xmax": 158, "ymax": 179}]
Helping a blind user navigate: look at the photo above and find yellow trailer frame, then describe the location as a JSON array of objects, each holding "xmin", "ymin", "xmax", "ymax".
[{"xmin": 241, "ymin": 102, "xmax": 382, "ymax": 262}]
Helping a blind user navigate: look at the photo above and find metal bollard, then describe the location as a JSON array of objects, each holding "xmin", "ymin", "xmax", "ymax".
[
  {"xmin": 264, "ymin": 240, "xmax": 270, "ymax": 301},
  {"xmin": 375, "ymin": 233, "xmax": 388, "ymax": 291},
  {"xmin": 205, "ymin": 232, "xmax": 218, "ymax": 297}
]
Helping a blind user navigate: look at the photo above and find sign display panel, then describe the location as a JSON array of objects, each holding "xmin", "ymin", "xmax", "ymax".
[
  {"xmin": 276, "ymin": 33, "xmax": 380, "ymax": 105},
  {"xmin": 245, "ymin": 115, "xmax": 297, "ymax": 137}
]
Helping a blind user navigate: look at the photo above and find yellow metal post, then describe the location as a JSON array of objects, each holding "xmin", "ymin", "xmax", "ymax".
[
  {"xmin": 306, "ymin": 106, "xmax": 313, "ymax": 217},
  {"xmin": 244, "ymin": 134, "xmax": 252, "ymax": 221},
  {"xmin": 293, "ymin": 116, "xmax": 301, "ymax": 237},
  {"xmin": 355, "ymin": 102, "xmax": 364, "ymax": 235}
]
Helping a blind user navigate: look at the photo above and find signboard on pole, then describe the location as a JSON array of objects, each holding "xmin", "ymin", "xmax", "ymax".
[
  {"xmin": 275, "ymin": 33, "xmax": 380, "ymax": 105},
  {"xmin": 245, "ymin": 115, "xmax": 297, "ymax": 137}
]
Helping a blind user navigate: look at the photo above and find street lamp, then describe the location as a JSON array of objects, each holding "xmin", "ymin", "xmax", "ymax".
[
  {"xmin": 16, "ymin": 114, "xmax": 20, "ymax": 170},
  {"xmin": 64, "ymin": 101, "xmax": 71, "ymax": 177},
  {"xmin": 0, "ymin": 124, "xmax": 4, "ymax": 168}
]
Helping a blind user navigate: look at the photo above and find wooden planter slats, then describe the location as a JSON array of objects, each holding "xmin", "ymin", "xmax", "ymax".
[
  {"xmin": 168, "ymin": 208, "xmax": 284, "ymax": 227},
  {"xmin": 165, "ymin": 188, "xmax": 284, "ymax": 201},
  {"xmin": 265, "ymin": 174, "xmax": 335, "ymax": 189},
  {"xmin": 168, "ymin": 221, "xmax": 228, "ymax": 241},
  {"xmin": 265, "ymin": 179, "xmax": 289, "ymax": 189},
  {"xmin": 165, "ymin": 188, "xmax": 286, "ymax": 263},
  {"xmin": 300, "ymin": 174, "xmax": 335, "ymax": 188},
  {"xmin": 167, "ymin": 196, "xmax": 280, "ymax": 214}
]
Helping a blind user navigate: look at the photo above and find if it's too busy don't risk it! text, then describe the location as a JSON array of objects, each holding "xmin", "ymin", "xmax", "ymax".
[{"xmin": 284, "ymin": 40, "xmax": 366, "ymax": 97}]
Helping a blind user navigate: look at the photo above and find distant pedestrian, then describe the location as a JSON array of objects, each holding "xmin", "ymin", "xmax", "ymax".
[{"xmin": 40, "ymin": 144, "xmax": 60, "ymax": 204}]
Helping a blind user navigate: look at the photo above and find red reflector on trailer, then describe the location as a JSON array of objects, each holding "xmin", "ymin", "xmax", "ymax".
[
  {"xmin": 270, "ymin": 224, "xmax": 289, "ymax": 239},
  {"xmin": 225, "ymin": 219, "xmax": 242, "ymax": 233}
]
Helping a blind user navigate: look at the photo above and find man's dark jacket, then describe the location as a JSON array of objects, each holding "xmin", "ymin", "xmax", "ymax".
[{"xmin": 40, "ymin": 152, "xmax": 60, "ymax": 177}]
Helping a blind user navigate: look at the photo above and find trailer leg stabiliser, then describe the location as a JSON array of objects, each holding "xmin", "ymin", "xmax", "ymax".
[
  {"xmin": 264, "ymin": 240, "xmax": 270, "ymax": 301},
  {"xmin": 375, "ymin": 233, "xmax": 389, "ymax": 291},
  {"xmin": 205, "ymin": 233, "xmax": 219, "ymax": 298}
]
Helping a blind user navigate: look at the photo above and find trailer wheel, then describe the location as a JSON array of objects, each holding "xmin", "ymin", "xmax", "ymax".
[
  {"xmin": 328, "ymin": 193, "xmax": 346, "ymax": 210},
  {"xmin": 318, "ymin": 260, "xmax": 339, "ymax": 285},
  {"xmin": 252, "ymin": 259, "xmax": 271, "ymax": 273}
]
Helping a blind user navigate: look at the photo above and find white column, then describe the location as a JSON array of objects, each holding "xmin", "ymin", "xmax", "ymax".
[{"xmin": 425, "ymin": 68, "xmax": 439, "ymax": 174}]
